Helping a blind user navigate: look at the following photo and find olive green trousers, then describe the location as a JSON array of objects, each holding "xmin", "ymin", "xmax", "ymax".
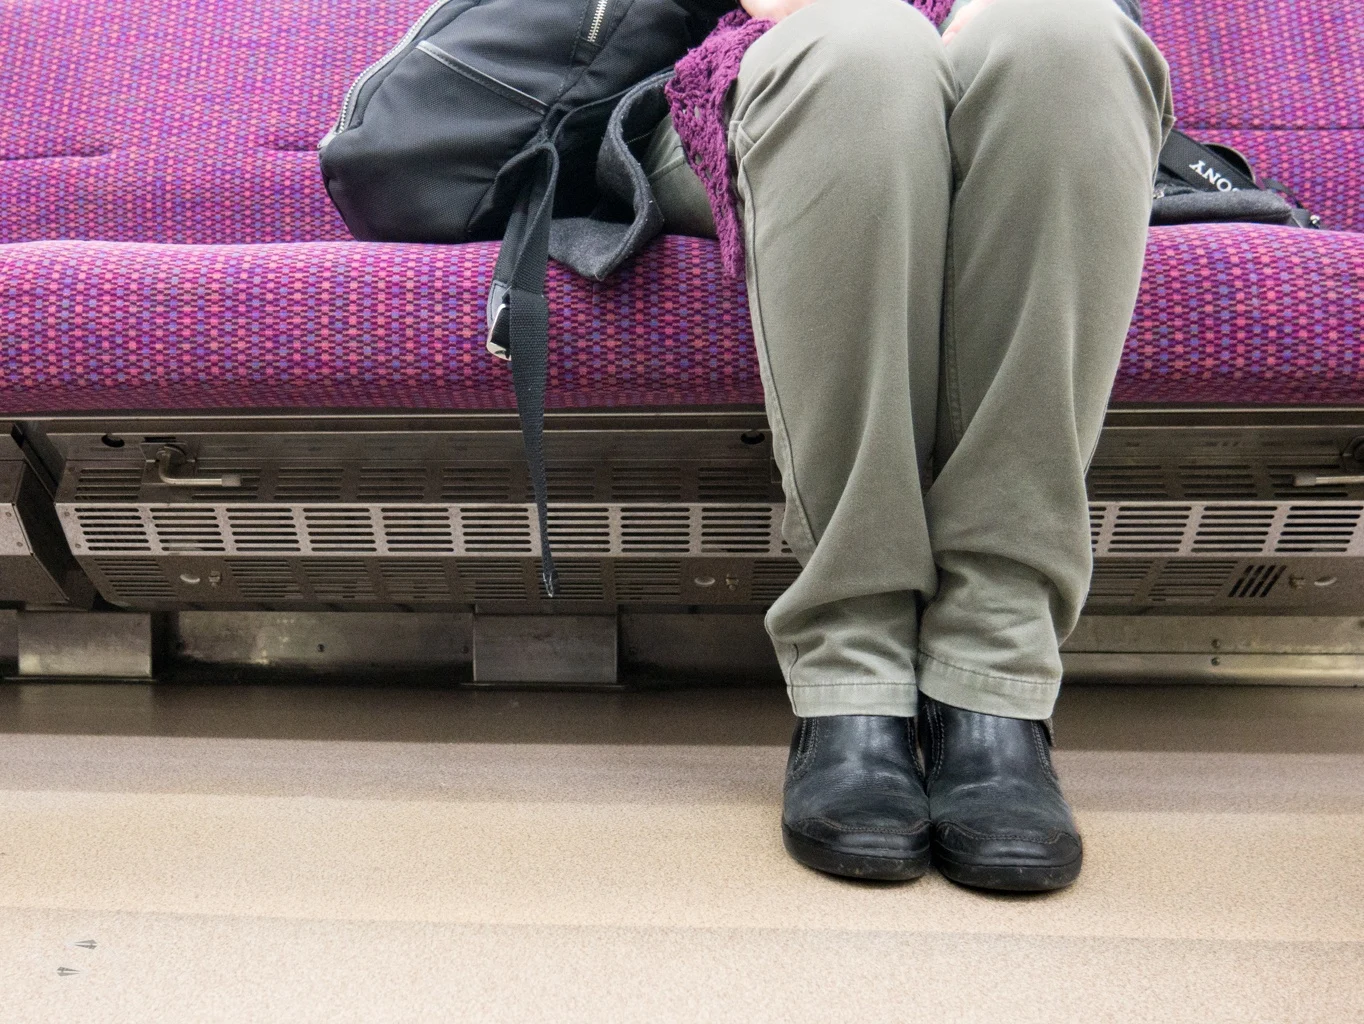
[{"xmin": 646, "ymin": 0, "xmax": 1173, "ymax": 719}]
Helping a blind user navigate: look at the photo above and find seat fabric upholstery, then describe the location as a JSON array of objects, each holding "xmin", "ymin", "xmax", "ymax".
[
  {"xmin": 0, "ymin": 0, "xmax": 1360, "ymax": 414},
  {"xmin": 2, "ymin": 228, "xmax": 1359, "ymax": 412},
  {"xmin": 1144, "ymin": 1, "xmax": 1363, "ymax": 235},
  {"xmin": 0, "ymin": 235, "xmax": 759, "ymax": 411}
]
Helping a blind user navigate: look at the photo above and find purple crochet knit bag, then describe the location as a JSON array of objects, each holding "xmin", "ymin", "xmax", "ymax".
[{"xmin": 666, "ymin": 1, "xmax": 954, "ymax": 277}]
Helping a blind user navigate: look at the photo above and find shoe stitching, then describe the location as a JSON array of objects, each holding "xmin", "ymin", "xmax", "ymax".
[
  {"xmin": 791, "ymin": 718, "xmax": 813, "ymax": 781},
  {"xmin": 931, "ymin": 702, "xmax": 947, "ymax": 785},
  {"xmin": 937, "ymin": 820, "xmax": 1076, "ymax": 846},
  {"xmin": 1029, "ymin": 720, "xmax": 1066, "ymax": 795},
  {"xmin": 794, "ymin": 816, "xmax": 931, "ymax": 837}
]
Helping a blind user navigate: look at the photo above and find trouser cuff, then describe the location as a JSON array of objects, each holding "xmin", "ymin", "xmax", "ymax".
[
  {"xmin": 916, "ymin": 650, "xmax": 1059, "ymax": 720},
  {"xmin": 787, "ymin": 680, "xmax": 918, "ymax": 719}
]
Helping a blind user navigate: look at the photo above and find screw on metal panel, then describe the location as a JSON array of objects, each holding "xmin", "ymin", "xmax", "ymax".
[
  {"xmin": 1211, "ymin": 638, "xmax": 1221, "ymax": 650},
  {"xmin": 1211, "ymin": 657, "xmax": 1222, "ymax": 666},
  {"xmin": 1289, "ymin": 575, "xmax": 1307, "ymax": 589}
]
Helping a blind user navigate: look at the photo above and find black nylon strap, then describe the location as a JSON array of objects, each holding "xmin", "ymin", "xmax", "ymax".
[
  {"xmin": 1159, "ymin": 128, "xmax": 1259, "ymax": 193},
  {"xmin": 490, "ymin": 143, "xmax": 560, "ymax": 597}
]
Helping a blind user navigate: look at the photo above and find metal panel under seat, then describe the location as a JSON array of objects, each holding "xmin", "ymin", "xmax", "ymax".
[{"xmin": 14, "ymin": 406, "xmax": 1364, "ymax": 615}]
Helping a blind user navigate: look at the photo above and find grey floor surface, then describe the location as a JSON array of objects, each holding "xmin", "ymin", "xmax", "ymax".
[{"xmin": 2, "ymin": 681, "xmax": 1361, "ymax": 1023}]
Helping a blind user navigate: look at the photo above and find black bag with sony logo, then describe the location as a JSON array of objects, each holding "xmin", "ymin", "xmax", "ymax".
[
  {"xmin": 1153, "ymin": 128, "xmax": 1321, "ymax": 229},
  {"xmin": 320, "ymin": 0, "xmax": 697, "ymax": 596}
]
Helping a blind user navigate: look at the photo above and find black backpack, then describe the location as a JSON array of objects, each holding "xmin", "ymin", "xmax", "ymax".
[{"xmin": 320, "ymin": 0, "xmax": 698, "ymax": 596}]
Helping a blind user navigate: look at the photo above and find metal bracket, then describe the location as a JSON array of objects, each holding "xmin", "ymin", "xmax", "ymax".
[
  {"xmin": 1293, "ymin": 472, "xmax": 1364, "ymax": 488},
  {"xmin": 16, "ymin": 611, "xmax": 153, "ymax": 679},
  {"xmin": 1298, "ymin": 435, "xmax": 1364, "ymax": 485},
  {"xmin": 473, "ymin": 614, "xmax": 618, "ymax": 686},
  {"xmin": 153, "ymin": 446, "xmax": 241, "ymax": 488}
]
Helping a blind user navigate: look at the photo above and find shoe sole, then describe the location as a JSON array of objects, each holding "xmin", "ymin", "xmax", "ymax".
[
  {"xmin": 933, "ymin": 850, "xmax": 1083, "ymax": 893},
  {"xmin": 782, "ymin": 825, "xmax": 931, "ymax": 882}
]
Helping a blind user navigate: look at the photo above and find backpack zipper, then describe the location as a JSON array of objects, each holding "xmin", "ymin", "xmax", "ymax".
[
  {"xmin": 322, "ymin": 0, "xmax": 457, "ymax": 146},
  {"xmin": 585, "ymin": 0, "xmax": 610, "ymax": 44}
]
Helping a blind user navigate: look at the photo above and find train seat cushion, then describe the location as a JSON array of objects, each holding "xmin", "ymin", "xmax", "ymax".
[
  {"xmin": 1, "ymin": 226, "xmax": 1360, "ymax": 413},
  {"xmin": 0, "ymin": 0, "xmax": 1360, "ymax": 415}
]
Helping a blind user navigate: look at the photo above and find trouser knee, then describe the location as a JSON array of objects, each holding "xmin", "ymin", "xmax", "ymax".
[{"xmin": 734, "ymin": 0, "xmax": 954, "ymax": 153}]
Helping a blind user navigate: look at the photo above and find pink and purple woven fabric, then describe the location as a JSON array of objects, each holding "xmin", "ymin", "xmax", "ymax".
[{"xmin": 0, "ymin": 0, "xmax": 1360, "ymax": 413}]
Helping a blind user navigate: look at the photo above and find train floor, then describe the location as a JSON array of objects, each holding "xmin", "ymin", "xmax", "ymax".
[{"xmin": 2, "ymin": 680, "xmax": 1362, "ymax": 1022}]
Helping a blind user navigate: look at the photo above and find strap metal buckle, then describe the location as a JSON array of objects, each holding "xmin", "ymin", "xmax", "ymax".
[{"xmin": 485, "ymin": 298, "xmax": 511, "ymax": 361}]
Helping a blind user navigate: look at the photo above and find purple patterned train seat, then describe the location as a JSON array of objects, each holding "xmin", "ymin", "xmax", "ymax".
[{"xmin": 0, "ymin": 0, "xmax": 1360, "ymax": 413}]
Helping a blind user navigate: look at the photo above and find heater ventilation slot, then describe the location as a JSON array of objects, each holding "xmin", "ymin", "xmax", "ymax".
[
  {"xmin": 1089, "ymin": 560, "xmax": 1153, "ymax": 601},
  {"xmin": 620, "ymin": 508, "xmax": 691, "ymax": 553},
  {"xmin": 149, "ymin": 510, "xmax": 225, "ymax": 553},
  {"xmin": 357, "ymin": 467, "xmax": 429, "ymax": 501},
  {"xmin": 230, "ymin": 559, "xmax": 304, "ymax": 600},
  {"xmin": 274, "ymin": 467, "xmax": 344, "ymax": 501},
  {"xmin": 1147, "ymin": 560, "xmax": 1237, "ymax": 604},
  {"xmin": 1276, "ymin": 506, "xmax": 1361, "ymax": 554},
  {"xmin": 458, "ymin": 560, "xmax": 529, "ymax": 601},
  {"xmin": 1178, "ymin": 465, "xmax": 1258, "ymax": 500},
  {"xmin": 1192, "ymin": 507, "xmax": 1276, "ymax": 554},
  {"xmin": 700, "ymin": 507, "xmax": 777, "ymax": 554},
  {"xmin": 1087, "ymin": 465, "xmax": 1167, "ymax": 501},
  {"xmin": 73, "ymin": 466, "xmax": 144, "ymax": 502},
  {"xmin": 610, "ymin": 465, "xmax": 682, "ymax": 502},
  {"xmin": 95, "ymin": 558, "xmax": 175, "ymax": 601},
  {"xmin": 381, "ymin": 509, "xmax": 456, "ymax": 553},
  {"xmin": 304, "ymin": 560, "xmax": 376, "ymax": 600},
  {"xmin": 75, "ymin": 509, "xmax": 151, "ymax": 553},
  {"xmin": 303, "ymin": 508, "xmax": 377, "ymax": 553},
  {"xmin": 614, "ymin": 561, "xmax": 680, "ymax": 600},
  {"xmin": 226, "ymin": 508, "xmax": 301, "ymax": 552},
  {"xmin": 532, "ymin": 467, "xmax": 598, "ymax": 503},
  {"xmin": 460, "ymin": 507, "xmax": 533, "ymax": 554},
  {"xmin": 539, "ymin": 560, "xmax": 606, "ymax": 600},
  {"xmin": 698, "ymin": 466, "xmax": 771, "ymax": 502},
  {"xmin": 441, "ymin": 466, "xmax": 515, "ymax": 502},
  {"xmin": 380, "ymin": 561, "xmax": 453, "ymax": 602},
  {"xmin": 750, "ymin": 561, "xmax": 801, "ymax": 602},
  {"xmin": 1229, "ymin": 563, "xmax": 1286, "ymax": 600},
  {"xmin": 547, "ymin": 508, "xmax": 612, "ymax": 553},
  {"xmin": 1109, "ymin": 506, "xmax": 1192, "ymax": 554}
]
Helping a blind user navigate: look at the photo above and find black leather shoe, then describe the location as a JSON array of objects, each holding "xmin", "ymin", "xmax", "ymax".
[
  {"xmin": 919, "ymin": 695, "xmax": 1082, "ymax": 892},
  {"xmin": 782, "ymin": 715, "xmax": 931, "ymax": 881}
]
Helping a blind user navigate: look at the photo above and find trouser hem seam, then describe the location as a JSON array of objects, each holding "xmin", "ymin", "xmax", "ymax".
[
  {"xmin": 788, "ymin": 680, "xmax": 917, "ymax": 688},
  {"xmin": 917, "ymin": 648, "xmax": 1058, "ymax": 691}
]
